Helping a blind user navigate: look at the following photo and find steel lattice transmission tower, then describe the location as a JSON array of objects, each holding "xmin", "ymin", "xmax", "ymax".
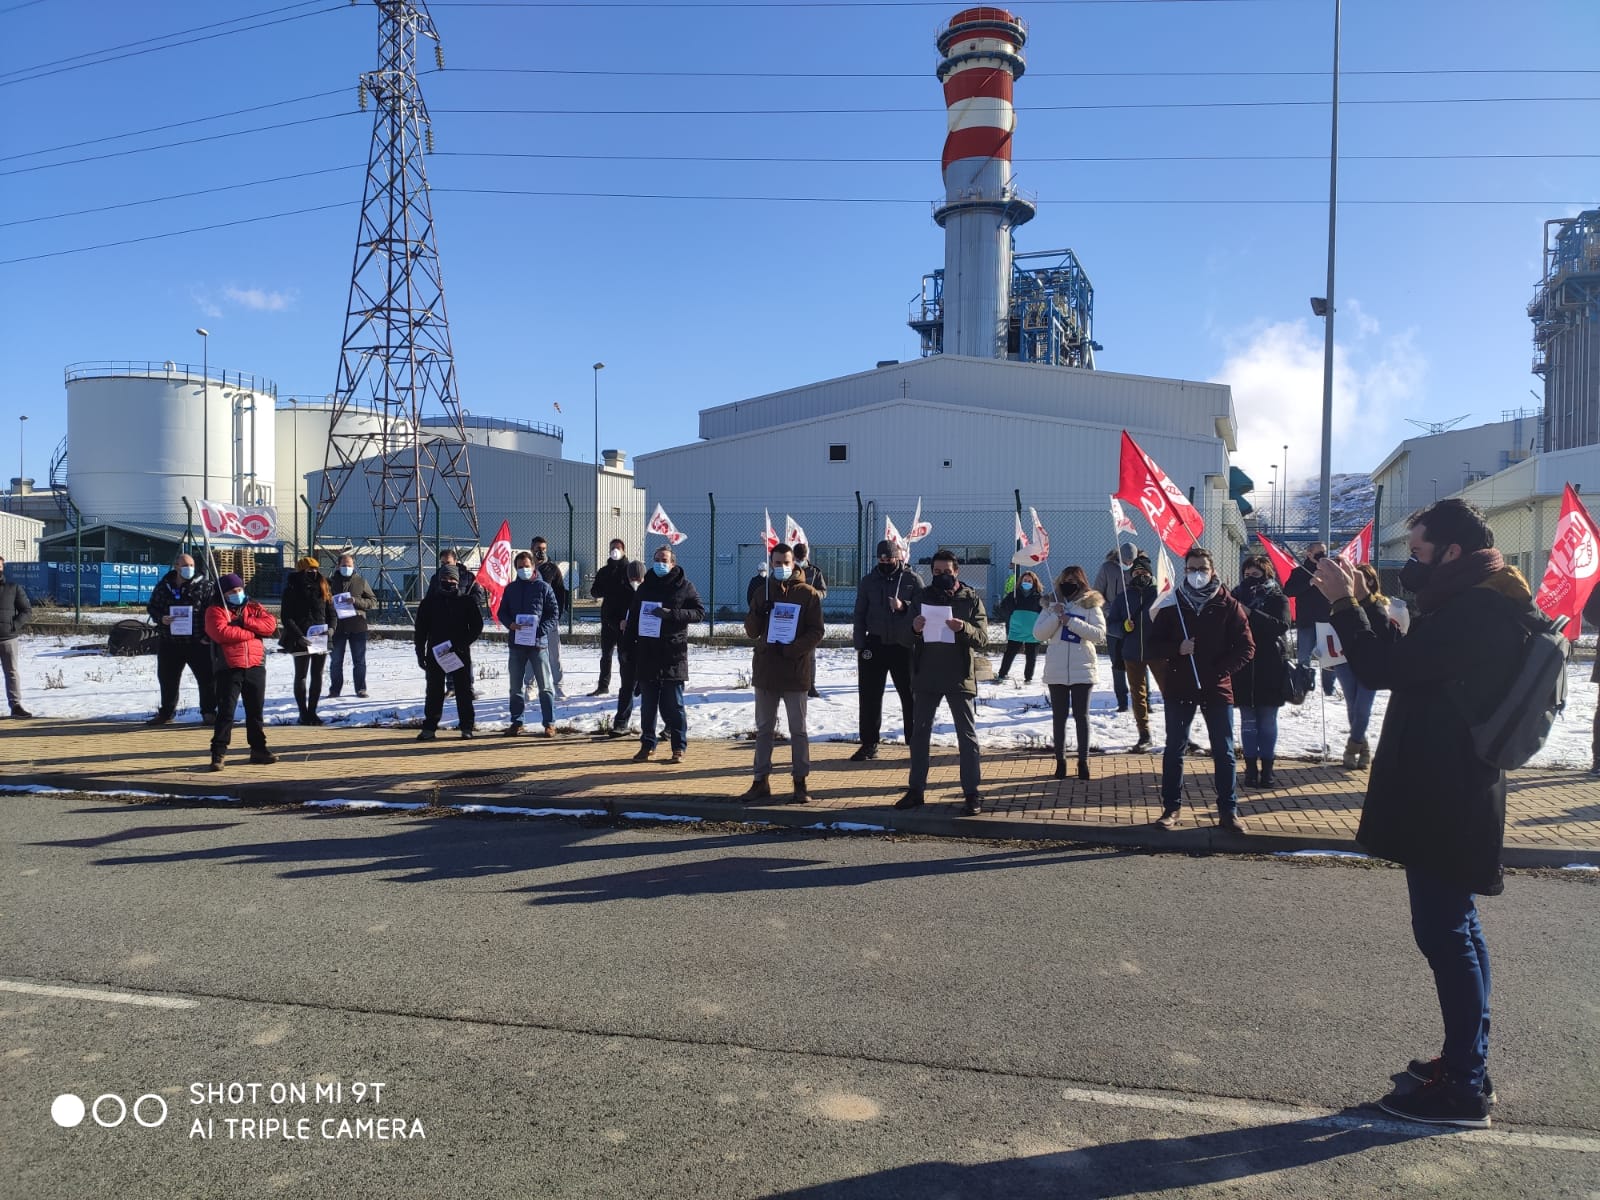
[{"xmin": 314, "ymin": 0, "xmax": 476, "ymax": 610}]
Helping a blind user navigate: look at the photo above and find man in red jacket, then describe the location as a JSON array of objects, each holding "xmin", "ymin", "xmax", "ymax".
[
  {"xmin": 1145, "ymin": 547, "xmax": 1254, "ymax": 831},
  {"xmin": 204, "ymin": 573, "xmax": 278, "ymax": 770}
]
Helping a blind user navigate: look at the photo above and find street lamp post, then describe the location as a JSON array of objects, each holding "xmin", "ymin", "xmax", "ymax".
[
  {"xmin": 591, "ymin": 362, "xmax": 604, "ymax": 469},
  {"xmin": 15, "ymin": 415, "xmax": 25, "ymax": 514},
  {"xmin": 1315, "ymin": 0, "xmax": 1342, "ymax": 548},
  {"xmin": 196, "ymin": 328, "xmax": 210, "ymax": 501}
]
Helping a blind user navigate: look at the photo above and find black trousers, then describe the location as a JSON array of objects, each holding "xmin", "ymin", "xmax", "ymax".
[
  {"xmin": 211, "ymin": 665, "xmax": 268, "ymax": 755},
  {"xmin": 156, "ymin": 639, "xmax": 216, "ymax": 717},
  {"xmin": 597, "ymin": 619, "xmax": 621, "ymax": 690},
  {"xmin": 857, "ymin": 639, "xmax": 913, "ymax": 746},
  {"xmin": 293, "ymin": 653, "xmax": 325, "ymax": 717},
  {"xmin": 1107, "ymin": 637, "xmax": 1129, "ymax": 705},
  {"xmin": 423, "ymin": 648, "xmax": 475, "ymax": 732},
  {"xmin": 997, "ymin": 641, "xmax": 1038, "ymax": 681},
  {"xmin": 614, "ymin": 648, "xmax": 639, "ymax": 727},
  {"xmin": 1048, "ymin": 683, "xmax": 1093, "ymax": 759}
]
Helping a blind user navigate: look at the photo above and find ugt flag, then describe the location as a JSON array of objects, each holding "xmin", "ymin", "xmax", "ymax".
[
  {"xmin": 478, "ymin": 520, "xmax": 515, "ymax": 622},
  {"xmin": 1115, "ymin": 431, "xmax": 1204, "ymax": 555},
  {"xmin": 648, "ymin": 503, "xmax": 687, "ymax": 546},
  {"xmin": 1535, "ymin": 484, "xmax": 1600, "ymax": 641}
]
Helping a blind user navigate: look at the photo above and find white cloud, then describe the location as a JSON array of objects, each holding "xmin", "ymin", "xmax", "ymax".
[
  {"xmin": 224, "ymin": 286, "xmax": 294, "ymax": 313},
  {"xmin": 1210, "ymin": 304, "xmax": 1426, "ymax": 492},
  {"xmin": 189, "ymin": 286, "xmax": 222, "ymax": 320}
]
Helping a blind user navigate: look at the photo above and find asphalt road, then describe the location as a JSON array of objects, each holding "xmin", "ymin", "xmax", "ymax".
[{"xmin": 2, "ymin": 795, "xmax": 1598, "ymax": 1199}]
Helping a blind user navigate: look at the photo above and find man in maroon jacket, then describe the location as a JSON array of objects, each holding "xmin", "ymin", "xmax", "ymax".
[{"xmin": 1145, "ymin": 547, "xmax": 1255, "ymax": 831}]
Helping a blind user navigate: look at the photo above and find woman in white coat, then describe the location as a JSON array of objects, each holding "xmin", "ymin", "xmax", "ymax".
[{"xmin": 1033, "ymin": 564, "xmax": 1108, "ymax": 780}]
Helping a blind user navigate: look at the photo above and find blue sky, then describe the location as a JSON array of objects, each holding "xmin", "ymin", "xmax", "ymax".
[{"xmin": 1, "ymin": 0, "xmax": 1595, "ymax": 497}]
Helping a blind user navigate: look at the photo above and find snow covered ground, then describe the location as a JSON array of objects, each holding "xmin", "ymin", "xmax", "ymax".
[{"xmin": 7, "ymin": 630, "xmax": 1597, "ymax": 770}]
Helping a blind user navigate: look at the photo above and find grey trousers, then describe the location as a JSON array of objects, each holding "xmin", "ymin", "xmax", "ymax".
[
  {"xmin": 753, "ymin": 688, "xmax": 809, "ymax": 778},
  {"xmin": 908, "ymin": 687, "xmax": 981, "ymax": 794},
  {"xmin": 0, "ymin": 638, "xmax": 19, "ymax": 709}
]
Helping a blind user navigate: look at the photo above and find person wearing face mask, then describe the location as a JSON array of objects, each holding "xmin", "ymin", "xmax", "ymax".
[
  {"xmin": 0, "ymin": 554, "xmax": 34, "ymax": 719},
  {"xmin": 626, "ymin": 547, "xmax": 705, "ymax": 763},
  {"xmin": 1330, "ymin": 561, "xmax": 1400, "ymax": 771},
  {"xmin": 144, "ymin": 551, "xmax": 217, "ymax": 725},
  {"xmin": 414, "ymin": 564, "xmax": 484, "ymax": 740},
  {"xmin": 1093, "ymin": 542, "xmax": 1140, "ymax": 712},
  {"xmin": 1587, "ymin": 586, "xmax": 1600, "ymax": 776},
  {"xmin": 1033, "ymin": 565, "xmax": 1107, "ymax": 781},
  {"xmin": 993, "ymin": 570, "xmax": 1044, "ymax": 684},
  {"xmin": 1312, "ymin": 498, "xmax": 1533, "ymax": 1130},
  {"xmin": 609, "ymin": 559, "xmax": 649, "ymax": 737},
  {"xmin": 203, "ymin": 574, "xmax": 277, "ymax": 769},
  {"xmin": 850, "ymin": 540, "xmax": 917, "ymax": 761},
  {"xmin": 791, "ymin": 543, "xmax": 829, "ymax": 700},
  {"xmin": 279, "ymin": 556, "xmax": 337, "ymax": 726},
  {"xmin": 326, "ymin": 552, "xmax": 377, "ymax": 699},
  {"xmin": 529, "ymin": 537, "xmax": 569, "ymax": 699},
  {"xmin": 898, "ymin": 549, "xmax": 989, "ymax": 815},
  {"xmin": 1282, "ymin": 541, "xmax": 1338, "ymax": 697},
  {"xmin": 500, "ymin": 550, "xmax": 560, "ymax": 736},
  {"xmin": 588, "ymin": 538, "xmax": 633, "ymax": 697},
  {"xmin": 1106, "ymin": 554, "xmax": 1161, "ymax": 751},
  {"xmin": 1229, "ymin": 555, "xmax": 1291, "ymax": 787},
  {"xmin": 740, "ymin": 543, "xmax": 826, "ymax": 803},
  {"xmin": 1146, "ymin": 547, "xmax": 1255, "ymax": 832}
]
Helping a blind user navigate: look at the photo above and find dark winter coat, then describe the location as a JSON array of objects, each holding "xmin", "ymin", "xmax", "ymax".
[
  {"xmin": 1229, "ymin": 579, "xmax": 1291, "ymax": 707},
  {"xmin": 745, "ymin": 575, "xmax": 825, "ymax": 693},
  {"xmin": 909, "ymin": 579, "xmax": 989, "ymax": 695},
  {"xmin": 325, "ymin": 569, "xmax": 377, "ymax": 635},
  {"xmin": 798, "ymin": 562, "xmax": 828, "ymax": 598},
  {"xmin": 414, "ymin": 588, "xmax": 485, "ymax": 665},
  {"xmin": 626, "ymin": 564, "xmax": 705, "ymax": 682},
  {"xmin": 0, "ymin": 576, "xmax": 33, "ymax": 640},
  {"xmin": 429, "ymin": 563, "xmax": 486, "ymax": 604},
  {"xmin": 1146, "ymin": 585, "xmax": 1255, "ymax": 705},
  {"xmin": 146, "ymin": 570, "xmax": 214, "ymax": 643},
  {"xmin": 1586, "ymin": 587, "xmax": 1600, "ymax": 683},
  {"xmin": 499, "ymin": 576, "xmax": 560, "ymax": 644},
  {"xmin": 535, "ymin": 559, "xmax": 568, "ymax": 614},
  {"xmin": 1282, "ymin": 557, "xmax": 1333, "ymax": 628},
  {"xmin": 590, "ymin": 556, "xmax": 636, "ymax": 625},
  {"xmin": 996, "ymin": 586, "xmax": 1044, "ymax": 644},
  {"xmin": 279, "ymin": 570, "xmax": 337, "ymax": 652},
  {"xmin": 1330, "ymin": 567, "xmax": 1534, "ymax": 895},
  {"xmin": 852, "ymin": 565, "xmax": 918, "ymax": 650},
  {"xmin": 1107, "ymin": 581, "xmax": 1161, "ymax": 661}
]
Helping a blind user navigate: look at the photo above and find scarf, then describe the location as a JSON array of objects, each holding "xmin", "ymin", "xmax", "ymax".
[
  {"xmin": 1415, "ymin": 547, "xmax": 1504, "ymax": 615},
  {"xmin": 1180, "ymin": 574, "xmax": 1222, "ymax": 610}
]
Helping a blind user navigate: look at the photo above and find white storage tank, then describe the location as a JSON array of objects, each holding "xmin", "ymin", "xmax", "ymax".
[
  {"xmin": 276, "ymin": 397, "xmax": 415, "ymax": 554},
  {"xmin": 65, "ymin": 360, "xmax": 277, "ymax": 526},
  {"xmin": 418, "ymin": 413, "xmax": 563, "ymax": 459}
]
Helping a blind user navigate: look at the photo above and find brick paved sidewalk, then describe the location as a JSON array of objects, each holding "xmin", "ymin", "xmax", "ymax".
[{"xmin": 5, "ymin": 719, "xmax": 1598, "ymax": 864}]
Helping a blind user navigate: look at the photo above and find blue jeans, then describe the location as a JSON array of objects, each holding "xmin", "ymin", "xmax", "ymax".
[
  {"xmin": 1238, "ymin": 705, "xmax": 1279, "ymax": 759},
  {"xmin": 1406, "ymin": 866, "xmax": 1490, "ymax": 1091},
  {"xmin": 1161, "ymin": 698, "xmax": 1236, "ymax": 814},
  {"xmin": 1296, "ymin": 625, "xmax": 1318, "ymax": 667},
  {"xmin": 330, "ymin": 630, "xmax": 367, "ymax": 693},
  {"xmin": 508, "ymin": 643, "xmax": 555, "ymax": 726},
  {"xmin": 639, "ymin": 680, "xmax": 686, "ymax": 752},
  {"xmin": 1332, "ymin": 661, "xmax": 1376, "ymax": 741}
]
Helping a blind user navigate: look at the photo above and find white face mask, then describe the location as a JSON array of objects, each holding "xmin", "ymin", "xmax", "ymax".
[
  {"xmin": 1186, "ymin": 570, "xmax": 1211, "ymax": 589},
  {"xmin": 629, "ymin": 580, "xmax": 641, "ymax": 591},
  {"xmin": 609, "ymin": 549, "xmax": 623, "ymax": 561}
]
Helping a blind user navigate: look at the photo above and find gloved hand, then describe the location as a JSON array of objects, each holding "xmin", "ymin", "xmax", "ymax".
[
  {"xmin": 417, "ymin": 653, "xmax": 428, "ymax": 671},
  {"xmin": 860, "ymin": 648, "xmax": 873, "ymax": 661}
]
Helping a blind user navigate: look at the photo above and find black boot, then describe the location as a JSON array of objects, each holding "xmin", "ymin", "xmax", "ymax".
[
  {"xmin": 1077, "ymin": 755, "xmax": 1090, "ymax": 781},
  {"xmin": 1244, "ymin": 758, "xmax": 1259, "ymax": 787},
  {"xmin": 1260, "ymin": 757, "xmax": 1275, "ymax": 787},
  {"xmin": 1053, "ymin": 756, "xmax": 1066, "ymax": 780}
]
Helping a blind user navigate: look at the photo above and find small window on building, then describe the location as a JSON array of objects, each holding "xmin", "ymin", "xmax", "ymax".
[
  {"xmin": 942, "ymin": 459, "xmax": 953, "ymax": 469},
  {"xmin": 828, "ymin": 444, "xmax": 848, "ymax": 462},
  {"xmin": 611, "ymin": 506, "xmax": 622, "ymax": 518}
]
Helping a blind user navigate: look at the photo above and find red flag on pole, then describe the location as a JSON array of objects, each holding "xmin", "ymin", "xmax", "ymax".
[
  {"xmin": 762, "ymin": 508, "xmax": 780, "ymax": 553},
  {"xmin": 1114, "ymin": 431, "xmax": 1205, "ymax": 556},
  {"xmin": 1257, "ymin": 530, "xmax": 1299, "ymax": 622},
  {"xmin": 1534, "ymin": 484, "xmax": 1600, "ymax": 641},
  {"xmin": 1339, "ymin": 521, "xmax": 1373, "ymax": 565},
  {"xmin": 478, "ymin": 520, "xmax": 514, "ymax": 622}
]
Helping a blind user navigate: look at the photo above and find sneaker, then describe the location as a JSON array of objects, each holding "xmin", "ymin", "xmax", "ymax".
[
  {"xmin": 961, "ymin": 794, "xmax": 983, "ymax": 816},
  {"xmin": 605, "ymin": 725, "xmax": 627, "ymax": 738},
  {"xmin": 1131, "ymin": 736, "xmax": 1153, "ymax": 753},
  {"xmin": 1407, "ymin": 1057, "xmax": 1496, "ymax": 1104},
  {"xmin": 249, "ymin": 749, "xmax": 277, "ymax": 765},
  {"xmin": 1154, "ymin": 808, "xmax": 1181, "ymax": 830},
  {"xmin": 849, "ymin": 744, "xmax": 878, "ymax": 762},
  {"xmin": 461, "ymin": 729, "xmax": 476, "ymax": 740},
  {"xmin": 893, "ymin": 790, "xmax": 925, "ymax": 811},
  {"xmin": 739, "ymin": 778, "xmax": 772, "ymax": 803},
  {"xmin": 1378, "ymin": 1075, "xmax": 1491, "ymax": 1129},
  {"xmin": 668, "ymin": 749, "xmax": 684, "ymax": 764},
  {"xmin": 417, "ymin": 729, "xmax": 437, "ymax": 742}
]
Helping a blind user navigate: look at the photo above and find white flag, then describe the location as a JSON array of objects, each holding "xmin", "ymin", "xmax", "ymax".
[
  {"xmin": 1011, "ymin": 508, "xmax": 1051, "ymax": 566},
  {"xmin": 907, "ymin": 497, "xmax": 932, "ymax": 543},
  {"xmin": 648, "ymin": 503, "xmax": 687, "ymax": 546},
  {"xmin": 762, "ymin": 508, "xmax": 780, "ymax": 553},
  {"xmin": 1109, "ymin": 495, "xmax": 1138, "ymax": 540},
  {"xmin": 884, "ymin": 515, "xmax": 906, "ymax": 551},
  {"xmin": 1148, "ymin": 544, "xmax": 1178, "ymax": 617},
  {"xmin": 784, "ymin": 514, "xmax": 808, "ymax": 548}
]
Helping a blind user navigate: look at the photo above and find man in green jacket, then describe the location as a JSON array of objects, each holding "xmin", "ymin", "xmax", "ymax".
[
  {"xmin": 741, "ymin": 543, "xmax": 826, "ymax": 804},
  {"xmin": 898, "ymin": 549, "xmax": 989, "ymax": 815}
]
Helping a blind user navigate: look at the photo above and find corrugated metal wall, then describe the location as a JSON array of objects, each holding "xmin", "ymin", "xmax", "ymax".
[{"xmin": 0, "ymin": 511, "xmax": 45, "ymax": 562}]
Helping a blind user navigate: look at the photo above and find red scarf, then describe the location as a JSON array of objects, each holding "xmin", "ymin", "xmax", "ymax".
[{"xmin": 1415, "ymin": 547, "xmax": 1503, "ymax": 615}]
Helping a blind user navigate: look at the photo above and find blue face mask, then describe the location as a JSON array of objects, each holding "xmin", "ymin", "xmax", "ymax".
[
  {"xmin": 652, "ymin": 561, "xmax": 671, "ymax": 577},
  {"xmin": 771, "ymin": 565, "xmax": 792, "ymax": 581},
  {"xmin": 178, "ymin": 565, "xmax": 195, "ymax": 580},
  {"xmin": 226, "ymin": 591, "xmax": 246, "ymax": 606},
  {"xmin": 339, "ymin": 565, "xmax": 354, "ymax": 578},
  {"xmin": 516, "ymin": 566, "xmax": 534, "ymax": 582},
  {"xmin": 1020, "ymin": 581, "xmax": 1033, "ymax": 592}
]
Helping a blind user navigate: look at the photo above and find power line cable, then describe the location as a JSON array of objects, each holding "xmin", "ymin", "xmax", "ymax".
[
  {"xmin": 0, "ymin": 201, "xmax": 356, "ymax": 266},
  {"xmin": 0, "ymin": 111, "xmax": 357, "ymax": 177},
  {"xmin": 435, "ymin": 149, "xmax": 1600, "ymax": 165},
  {"xmin": 0, "ymin": 164, "xmax": 362, "ymax": 228},
  {"xmin": 437, "ymin": 66, "xmax": 1600, "ymax": 79}
]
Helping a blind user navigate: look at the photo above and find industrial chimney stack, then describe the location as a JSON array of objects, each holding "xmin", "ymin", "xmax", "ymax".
[{"xmin": 933, "ymin": 7, "xmax": 1036, "ymax": 359}]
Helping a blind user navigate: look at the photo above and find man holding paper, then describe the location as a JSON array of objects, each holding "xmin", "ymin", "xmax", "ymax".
[
  {"xmin": 326, "ymin": 553, "xmax": 377, "ymax": 698},
  {"xmin": 499, "ymin": 550, "xmax": 561, "ymax": 736},
  {"xmin": 414, "ymin": 564, "xmax": 484, "ymax": 740},
  {"xmin": 625, "ymin": 547, "xmax": 705, "ymax": 764},
  {"xmin": 145, "ymin": 551, "xmax": 217, "ymax": 725},
  {"xmin": 899, "ymin": 550, "xmax": 989, "ymax": 816},
  {"xmin": 740, "ymin": 543, "xmax": 825, "ymax": 804}
]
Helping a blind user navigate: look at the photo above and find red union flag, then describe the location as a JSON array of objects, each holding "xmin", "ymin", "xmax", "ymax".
[
  {"xmin": 478, "ymin": 520, "xmax": 514, "ymax": 622},
  {"xmin": 762, "ymin": 508, "xmax": 780, "ymax": 553},
  {"xmin": 1114, "ymin": 431, "xmax": 1203, "ymax": 555},
  {"xmin": 1257, "ymin": 531, "xmax": 1299, "ymax": 622},
  {"xmin": 199, "ymin": 499, "xmax": 278, "ymax": 545},
  {"xmin": 1339, "ymin": 521, "xmax": 1374, "ymax": 565},
  {"xmin": 1535, "ymin": 484, "xmax": 1600, "ymax": 641},
  {"xmin": 648, "ymin": 503, "xmax": 686, "ymax": 546}
]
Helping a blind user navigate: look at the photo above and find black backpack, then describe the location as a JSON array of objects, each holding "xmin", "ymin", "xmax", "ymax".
[{"xmin": 1463, "ymin": 607, "xmax": 1570, "ymax": 770}]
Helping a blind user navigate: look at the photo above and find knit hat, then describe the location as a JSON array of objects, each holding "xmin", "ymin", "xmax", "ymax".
[
  {"xmin": 219, "ymin": 573, "xmax": 244, "ymax": 592},
  {"xmin": 876, "ymin": 539, "xmax": 895, "ymax": 558},
  {"xmin": 439, "ymin": 564, "xmax": 459, "ymax": 581},
  {"xmin": 1129, "ymin": 555, "xmax": 1153, "ymax": 577}
]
